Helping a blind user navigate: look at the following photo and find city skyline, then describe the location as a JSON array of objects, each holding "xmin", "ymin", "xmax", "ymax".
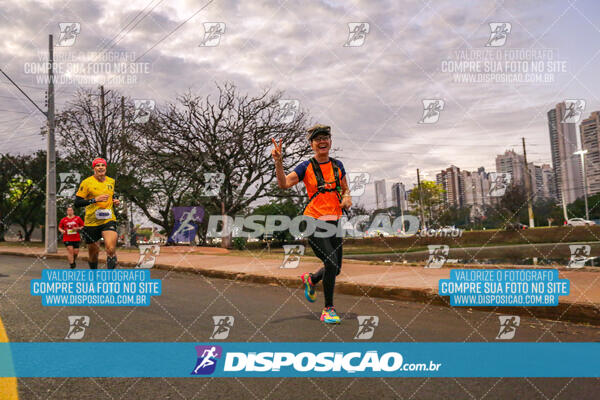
[{"xmin": 368, "ymin": 106, "xmax": 600, "ymax": 211}]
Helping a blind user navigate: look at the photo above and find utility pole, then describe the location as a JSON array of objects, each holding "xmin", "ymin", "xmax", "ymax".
[
  {"xmin": 417, "ymin": 169, "xmax": 426, "ymax": 231},
  {"xmin": 45, "ymin": 34, "xmax": 57, "ymax": 253},
  {"xmin": 129, "ymin": 202, "xmax": 135, "ymax": 247},
  {"xmin": 561, "ymin": 194, "xmax": 569, "ymax": 224},
  {"xmin": 399, "ymin": 191, "xmax": 405, "ymax": 234},
  {"xmin": 522, "ymin": 138, "xmax": 535, "ymax": 228},
  {"xmin": 121, "ymin": 96, "xmax": 130, "ymax": 247},
  {"xmin": 100, "ymin": 85, "xmax": 106, "ymax": 138}
]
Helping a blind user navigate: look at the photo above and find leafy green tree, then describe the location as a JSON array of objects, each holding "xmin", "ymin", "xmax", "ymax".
[
  {"xmin": 490, "ymin": 184, "xmax": 528, "ymax": 227},
  {"xmin": 252, "ymin": 199, "xmax": 301, "ymax": 242},
  {"xmin": 0, "ymin": 154, "xmax": 21, "ymax": 241},
  {"xmin": 5, "ymin": 151, "xmax": 46, "ymax": 241},
  {"xmin": 408, "ymin": 180, "xmax": 445, "ymax": 225},
  {"xmin": 438, "ymin": 206, "xmax": 471, "ymax": 228},
  {"xmin": 566, "ymin": 194, "xmax": 600, "ymax": 221},
  {"xmin": 533, "ymin": 197, "xmax": 563, "ymax": 226}
]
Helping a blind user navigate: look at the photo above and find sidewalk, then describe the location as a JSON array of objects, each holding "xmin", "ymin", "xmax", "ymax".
[{"xmin": 2, "ymin": 244, "xmax": 600, "ymax": 325}]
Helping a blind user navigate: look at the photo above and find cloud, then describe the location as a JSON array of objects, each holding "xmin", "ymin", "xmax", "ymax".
[{"xmin": 1, "ymin": 0, "xmax": 598, "ymax": 208}]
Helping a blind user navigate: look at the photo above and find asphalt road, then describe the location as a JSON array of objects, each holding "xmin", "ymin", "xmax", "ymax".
[{"xmin": 1, "ymin": 254, "xmax": 600, "ymax": 400}]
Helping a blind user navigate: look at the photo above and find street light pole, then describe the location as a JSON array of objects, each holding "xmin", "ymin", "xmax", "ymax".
[
  {"xmin": 417, "ymin": 169, "xmax": 426, "ymax": 231},
  {"xmin": 574, "ymin": 149, "xmax": 589, "ymax": 220},
  {"xmin": 522, "ymin": 138, "xmax": 535, "ymax": 227},
  {"xmin": 45, "ymin": 34, "xmax": 57, "ymax": 253}
]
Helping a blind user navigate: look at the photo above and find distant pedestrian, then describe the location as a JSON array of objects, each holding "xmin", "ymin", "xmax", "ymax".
[{"xmin": 58, "ymin": 206, "xmax": 84, "ymax": 268}]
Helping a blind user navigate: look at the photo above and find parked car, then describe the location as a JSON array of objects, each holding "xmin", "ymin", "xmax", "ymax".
[
  {"xmin": 566, "ymin": 218, "xmax": 596, "ymax": 226},
  {"xmin": 505, "ymin": 222, "xmax": 528, "ymax": 231},
  {"xmin": 365, "ymin": 229, "xmax": 391, "ymax": 238}
]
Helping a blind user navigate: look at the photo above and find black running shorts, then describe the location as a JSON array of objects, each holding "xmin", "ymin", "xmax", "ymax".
[{"xmin": 81, "ymin": 221, "xmax": 117, "ymax": 244}]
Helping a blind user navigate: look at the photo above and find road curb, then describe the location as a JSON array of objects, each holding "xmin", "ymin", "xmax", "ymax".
[
  {"xmin": 154, "ymin": 264, "xmax": 600, "ymax": 326},
  {"xmin": 3, "ymin": 250, "xmax": 600, "ymax": 326}
]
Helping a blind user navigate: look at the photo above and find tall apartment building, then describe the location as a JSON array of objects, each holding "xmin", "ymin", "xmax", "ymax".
[
  {"xmin": 580, "ymin": 111, "xmax": 600, "ymax": 196},
  {"xmin": 461, "ymin": 169, "xmax": 490, "ymax": 205},
  {"xmin": 496, "ymin": 149, "xmax": 525, "ymax": 185},
  {"xmin": 436, "ymin": 165, "xmax": 462, "ymax": 207},
  {"xmin": 459, "ymin": 168, "xmax": 491, "ymax": 217},
  {"xmin": 527, "ymin": 163, "xmax": 544, "ymax": 200},
  {"xmin": 391, "ymin": 182, "xmax": 408, "ymax": 212},
  {"xmin": 541, "ymin": 164, "xmax": 558, "ymax": 200},
  {"xmin": 374, "ymin": 179, "xmax": 387, "ymax": 209},
  {"xmin": 548, "ymin": 102, "xmax": 584, "ymax": 204}
]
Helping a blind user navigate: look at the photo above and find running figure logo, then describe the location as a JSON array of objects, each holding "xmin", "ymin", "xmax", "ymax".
[
  {"xmin": 136, "ymin": 245, "xmax": 160, "ymax": 269},
  {"xmin": 281, "ymin": 244, "xmax": 305, "ymax": 269},
  {"xmin": 168, "ymin": 206, "xmax": 204, "ymax": 244},
  {"xmin": 485, "ymin": 22, "xmax": 511, "ymax": 47},
  {"xmin": 496, "ymin": 315, "xmax": 520, "ymax": 340},
  {"xmin": 425, "ymin": 245, "xmax": 449, "ymax": 268},
  {"xmin": 191, "ymin": 345, "xmax": 223, "ymax": 375},
  {"xmin": 210, "ymin": 316, "xmax": 234, "ymax": 340},
  {"xmin": 57, "ymin": 23, "xmax": 81, "ymax": 47},
  {"xmin": 278, "ymin": 100, "xmax": 300, "ymax": 124},
  {"xmin": 488, "ymin": 172, "xmax": 511, "ymax": 197},
  {"xmin": 133, "ymin": 99, "xmax": 155, "ymax": 123},
  {"xmin": 419, "ymin": 99, "xmax": 444, "ymax": 124},
  {"xmin": 567, "ymin": 244, "xmax": 593, "ymax": 268},
  {"xmin": 347, "ymin": 172, "xmax": 370, "ymax": 197},
  {"xmin": 58, "ymin": 172, "xmax": 81, "ymax": 198},
  {"xmin": 201, "ymin": 173, "xmax": 225, "ymax": 196},
  {"xmin": 65, "ymin": 316, "xmax": 90, "ymax": 340},
  {"xmin": 344, "ymin": 23, "xmax": 370, "ymax": 47},
  {"xmin": 561, "ymin": 99, "xmax": 586, "ymax": 123},
  {"xmin": 354, "ymin": 316, "xmax": 379, "ymax": 340},
  {"xmin": 199, "ymin": 23, "xmax": 226, "ymax": 47}
]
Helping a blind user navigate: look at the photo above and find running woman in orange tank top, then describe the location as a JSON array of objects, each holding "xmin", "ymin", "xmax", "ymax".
[{"xmin": 272, "ymin": 124, "xmax": 352, "ymax": 324}]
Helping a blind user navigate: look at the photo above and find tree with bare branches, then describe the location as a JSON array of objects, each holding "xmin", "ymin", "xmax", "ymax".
[
  {"xmin": 55, "ymin": 87, "xmax": 138, "ymax": 168},
  {"xmin": 134, "ymin": 83, "xmax": 312, "ymax": 246}
]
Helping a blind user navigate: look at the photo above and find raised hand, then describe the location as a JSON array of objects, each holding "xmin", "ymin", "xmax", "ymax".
[{"xmin": 271, "ymin": 138, "xmax": 283, "ymax": 162}]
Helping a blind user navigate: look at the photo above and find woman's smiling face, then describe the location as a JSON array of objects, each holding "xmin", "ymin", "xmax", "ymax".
[{"xmin": 311, "ymin": 134, "xmax": 331, "ymax": 156}]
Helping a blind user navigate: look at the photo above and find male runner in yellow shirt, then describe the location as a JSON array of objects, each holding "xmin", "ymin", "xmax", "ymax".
[{"xmin": 74, "ymin": 158, "xmax": 120, "ymax": 269}]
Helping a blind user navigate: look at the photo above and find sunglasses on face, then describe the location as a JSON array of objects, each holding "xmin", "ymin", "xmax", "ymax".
[{"xmin": 313, "ymin": 135, "xmax": 331, "ymax": 142}]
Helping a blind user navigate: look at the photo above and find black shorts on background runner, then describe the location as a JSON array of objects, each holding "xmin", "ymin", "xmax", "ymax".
[
  {"xmin": 81, "ymin": 221, "xmax": 117, "ymax": 244},
  {"xmin": 63, "ymin": 241, "xmax": 80, "ymax": 249}
]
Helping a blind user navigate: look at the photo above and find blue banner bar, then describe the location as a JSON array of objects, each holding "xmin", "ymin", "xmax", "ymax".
[
  {"xmin": 30, "ymin": 269, "xmax": 162, "ymax": 306},
  {"xmin": 0, "ymin": 343, "xmax": 598, "ymax": 377},
  {"xmin": 439, "ymin": 269, "xmax": 569, "ymax": 306}
]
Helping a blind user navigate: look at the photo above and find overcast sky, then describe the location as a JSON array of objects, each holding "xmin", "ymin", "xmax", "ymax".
[{"xmin": 1, "ymin": 0, "xmax": 600, "ymax": 209}]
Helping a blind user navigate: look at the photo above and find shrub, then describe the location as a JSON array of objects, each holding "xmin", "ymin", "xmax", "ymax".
[{"xmin": 232, "ymin": 237, "xmax": 247, "ymax": 250}]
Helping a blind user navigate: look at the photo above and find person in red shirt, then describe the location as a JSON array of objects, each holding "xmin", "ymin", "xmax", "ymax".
[
  {"xmin": 58, "ymin": 206, "xmax": 84, "ymax": 269},
  {"xmin": 272, "ymin": 124, "xmax": 352, "ymax": 324}
]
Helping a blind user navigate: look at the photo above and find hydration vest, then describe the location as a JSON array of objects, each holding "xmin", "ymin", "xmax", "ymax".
[{"xmin": 302, "ymin": 157, "xmax": 343, "ymax": 214}]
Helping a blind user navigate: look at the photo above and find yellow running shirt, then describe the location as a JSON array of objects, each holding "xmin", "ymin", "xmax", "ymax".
[{"xmin": 76, "ymin": 176, "xmax": 117, "ymax": 226}]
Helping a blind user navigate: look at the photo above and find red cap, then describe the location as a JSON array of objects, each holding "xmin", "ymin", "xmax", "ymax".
[{"xmin": 92, "ymin": 158, "xmax": 107, "ymax": 168}]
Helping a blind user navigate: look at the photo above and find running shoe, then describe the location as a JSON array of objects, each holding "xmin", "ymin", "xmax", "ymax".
[
  {"xmin": 301, "ymin": 273, "xmax": 316, "ymax": 303},
  {"xmin": 320, "ymin": 307, "xmax": 341, "ymax": 324}
]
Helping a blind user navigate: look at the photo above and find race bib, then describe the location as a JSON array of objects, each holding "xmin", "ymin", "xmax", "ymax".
[
  {"xmin": 95, "ymin": 209, "xmax": 113, "ymax": 220},
  {"xmin": 67, "ymin": 229, "xmax": 76, "ymax": 235}
]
